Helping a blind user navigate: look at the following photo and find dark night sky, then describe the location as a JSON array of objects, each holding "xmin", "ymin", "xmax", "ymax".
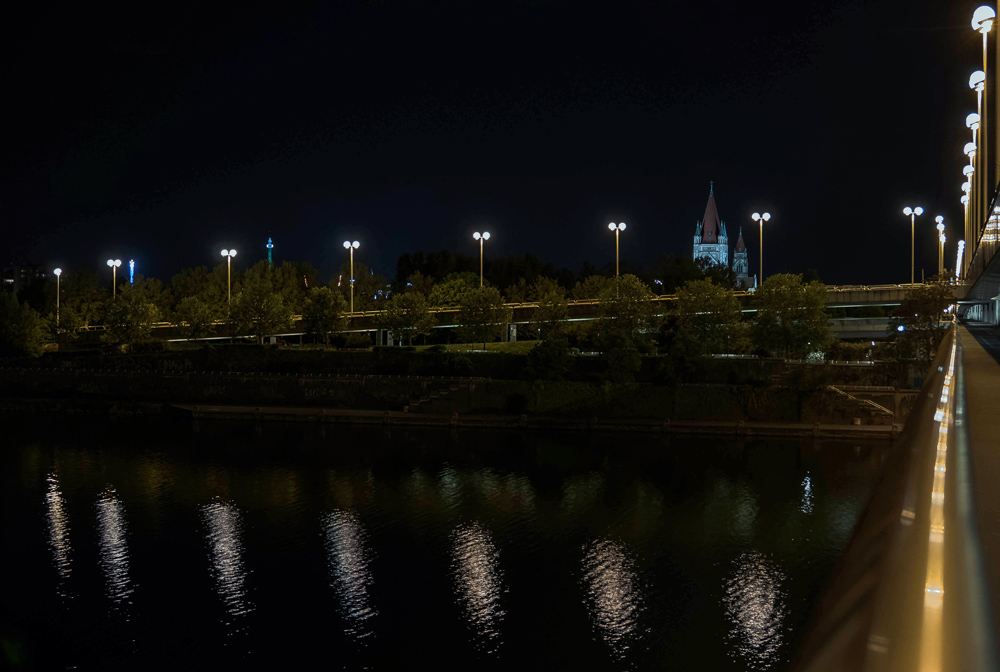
[{"xmin": 2, "ymin": 0, "xmax": 988, "ymax": 285}]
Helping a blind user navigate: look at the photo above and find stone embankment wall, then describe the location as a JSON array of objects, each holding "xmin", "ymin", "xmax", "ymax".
[{"xmin": 0, "ymin": 367, "xmax": 910, "ymax": 426}]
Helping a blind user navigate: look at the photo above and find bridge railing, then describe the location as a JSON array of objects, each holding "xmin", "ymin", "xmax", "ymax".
[
  {"xmin": 966, "ymin": 182, "xmax": 1000, "ymax": 290},
  {"xmin": 791, "ymin": 322, "xmax": 997, "ymax": 671}
]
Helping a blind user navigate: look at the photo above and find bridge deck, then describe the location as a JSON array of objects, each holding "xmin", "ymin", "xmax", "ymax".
[{"xmin": 960, "ymin": 324, "xmax": 1000, "ymax": 629}]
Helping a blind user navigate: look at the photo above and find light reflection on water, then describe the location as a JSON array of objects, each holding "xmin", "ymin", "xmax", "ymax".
[
  {"xmin": 451, "ymin": 522, "xmax": 506, "ymax": 655},
  {"xmin": 323, "ymin": 509, "xmax": 378, "ymax": 641},
  {"xmin": 202, "ymin": 500, "xmax": 254, "ymax": 626},
  {"xmin": 800, "ymin": 473, "xmax": 814, "ymax": 515},
  {"xmin": 581, "ymin": 538, "xmax": 645, "ymax": 665},
  {"xmin": 96, "ymin": 489, "xmax": 133, "ymax": 605},
  {"xmin": 45, "ymin": 473, "xmax": 73, "ymax": 595},
  {"xmin": 723, "ymin": 550, "xmax": 788, "ymax": 670}
]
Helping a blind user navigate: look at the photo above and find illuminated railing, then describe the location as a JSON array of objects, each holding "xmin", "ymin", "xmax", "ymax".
[{"xmin": 791, "ymin": 323, "xmax": 997, "ymax": 671}]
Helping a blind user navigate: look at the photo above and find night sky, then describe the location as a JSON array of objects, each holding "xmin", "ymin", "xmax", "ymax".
[{"xmin": 3, "ymin": 0, "xmax": 988, "ymax": 285}]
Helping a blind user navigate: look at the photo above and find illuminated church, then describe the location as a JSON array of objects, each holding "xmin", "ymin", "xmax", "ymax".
[{"xmin": 692, "ymin": 182, "xmax": 755, "ymax": 289}]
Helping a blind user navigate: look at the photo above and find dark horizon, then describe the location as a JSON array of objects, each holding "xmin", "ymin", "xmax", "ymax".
[{"xmin": 3, "ymin": 0, "xmax": 987, "ymax": 285}]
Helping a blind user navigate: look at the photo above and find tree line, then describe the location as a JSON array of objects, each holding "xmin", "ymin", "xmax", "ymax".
[{"xmin": 1, "ymin": 249, "xmax": 955, "ymax": 370}]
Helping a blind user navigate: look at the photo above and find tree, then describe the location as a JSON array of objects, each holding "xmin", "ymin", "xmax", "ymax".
[
  {"xmin": 504, "ymin": 277, "xmax": 530, "ymax": 303},
  {"xmin": 103, "ymin": 285, "xmax": 160, "ymax": 347},
  {"xmin": 58, "ymin": 270, "xmax": 107, "ymax": 332},
  {"xmin": 405, "ymin": 271, "xmax": 434, "ymax": 297},
  {"xmin": 571, "ymin": 275, "xmax": 610, "ymax": 300},
  {"xmin": 675, "ymin": 278, "xmax": 746, "ymax": 355},
  {"xmin": 457, "ymin": 287, "xmax": 512, "ymax": 349},
  {"xmin": 303, "ymin": 286, "xmax": 349, "ymax": 347},
  {"xmin": 0, "ymin": 293, "xmax": 46, "ymax": 357},
  {"xmin": 229, "ymin": 261, "xmax": 293, "ymax": 343},
  {"xmin": 597, "ymin": 274, "xmax": 659, "ymax": 343},
  {"xmin": 175, "ymin": 296, "xmax": 221, "ymax": 339},
  {"xmin": 528, "ymin": 277, "xmax": 569, "ymax": 339},
  {"xmin": 377, "ymin": 291, "xmax": 436, "ymax": 345},
  {"xmin": 751, "ymin": 273, "xmax": 831, "ymax": 357},
  {"xmin": 336, "ymin": 261, "xmax": 390, "ymax": 312},
  {"xmin": 889, "ymin": 276, "xmax": 954, "ymax": 365},
  {"xmin": 428, "ymin": 272, "xmax": 479, "ymax": 306},
  {"xmin": 274, "ymin": 261, "xmax": 318, "ymax": 314}
]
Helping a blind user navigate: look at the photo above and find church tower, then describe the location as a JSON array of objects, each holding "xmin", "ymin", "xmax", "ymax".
[
  {"xmin": 692, "ymin": 182, "xmax": 729, "ymax": 268},
  {"xmin": 733, "ymin": 227, "xmax": 755, "ymax": 289}
]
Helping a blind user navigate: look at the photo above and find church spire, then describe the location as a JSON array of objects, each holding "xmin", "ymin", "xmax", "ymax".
[
  {"xmin": 735, "ymin": 227, "xmax": 746, "ymax": 252},
  {"xmin": 699, "ymin": 183, "xmax": 721, "ymax": 243}
]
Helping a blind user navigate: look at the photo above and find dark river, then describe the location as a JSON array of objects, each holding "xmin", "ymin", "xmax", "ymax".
[{"xmin": 1, "ymin": 417, "xmax": 889, "ymax": 671}]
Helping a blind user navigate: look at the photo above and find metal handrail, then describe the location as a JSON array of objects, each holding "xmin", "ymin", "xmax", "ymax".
[{"xmin": 792, "ymin": 322, "xmax": 998, "ymax": 671}]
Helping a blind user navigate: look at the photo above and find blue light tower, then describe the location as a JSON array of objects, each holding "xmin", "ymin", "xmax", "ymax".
[
  {"xmin": 129, "ymin": 259, "xmax": 135, "ymax": 284},
  {"xmin": 267, "ymin": 237, "xmax": 274, "ymax": 266}
]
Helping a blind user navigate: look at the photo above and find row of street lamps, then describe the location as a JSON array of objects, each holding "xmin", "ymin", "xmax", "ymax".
[{"xmin": 70, "ymin": 211, "xmax": 780, "ymax": 323}]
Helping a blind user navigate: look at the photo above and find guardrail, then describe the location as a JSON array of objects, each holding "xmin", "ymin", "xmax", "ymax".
[{"xmin": 792, "ymin": 322, "xmax": 997, "ymax": 671}]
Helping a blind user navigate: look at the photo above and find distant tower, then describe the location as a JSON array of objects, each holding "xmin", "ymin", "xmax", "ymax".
[
  {"xmin": 267, "ymin": 237, "xmax": 274, "ymax": 266},
  {"xmin": 733, "ymin": 228, "xmax": 755, "ymax": 289},
  {"xmin": 692, "ymin": 181, "xmax": 729, "ymax": 268},
  {"xmin": 129, "ymin": 259, "xmax": 135, "ymax": 285}
]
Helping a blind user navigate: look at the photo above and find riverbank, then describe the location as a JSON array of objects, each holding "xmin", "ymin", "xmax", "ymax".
[{"xmin": 0, "ymin": 397, "xmax": 902, "ymax": 439}]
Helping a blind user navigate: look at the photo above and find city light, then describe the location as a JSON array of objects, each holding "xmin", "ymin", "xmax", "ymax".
[
  {"xmin": 751, "ymin": 212, "xmax": 771, "ymax": 282},
  {"xmin": 221, "ymin": 249, "xmax": 237, "ymax": 305},
  {"xmin": 902, "ymin": 207, "xmax": 923, "ymax": 284},
  {"xmin": 935, "ymin": 216, "xmax": 945, "ymax": 275},
  {"xmin": 53, "ymin": 268, "xmax": 62, "ymax": 329},
  {"xmin": 106, "ymin": 259, "xmax": 122, "ymax": 297},
  {"xmin": 343, "ymin": 241, "xmax": 360, "ymax": 312},
  {"xmin": 608, "ymin": 223, "xmax": 626, "ymax": 278},
  {"xmin": 473, "ymin": 232, "xmax": 490, "ymax": 287}
]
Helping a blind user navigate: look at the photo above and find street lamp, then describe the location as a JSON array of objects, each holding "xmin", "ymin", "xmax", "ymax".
[
  {"xmin": 751, "ymin": 212, "xmax": 771, "ymax": 283},
  {"xmin": 343, "ymin": 240, "xmax": 359, "ymax": 312},
  {"xmin": 970, "ymin": 69, "xmax": 986, "ymax": 244},
  {"xmin": 608, "ymin": 223, "xmax": 626, "ymax": 277},
  {"xmin": 106, "ymin": 259, "xmax": 121, "ymax": 297},
  {"xmin": 935, "ymin": 216, "xmax": 945, "ymax": 276},
  {"xmin": 221, "ymin": 249, "xmax": 237, "ymax": 305},
  {"xmin": 472, "ymin": 231, "xmax": 490, "ymax": 287},
  {"xmin": 902, "ymin": 207, "xmax": 923, "ymax": 284},
  {"xmin": 53, "ymin": 268, "xmax": 62, "ymax": 329},
  {"xmin": 973, "ymin": 7, "xmax": 994, "ymax": 242}
]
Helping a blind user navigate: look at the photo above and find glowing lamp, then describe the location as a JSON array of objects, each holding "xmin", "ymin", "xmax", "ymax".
[
  {"xmin": 965, "ymin": 142, "xmax": 978, "ymax": 158},
  {"xmin": 967, "ymin": 112, "xmax": 981, "ymax": 129},
  {"xmin": 970, "ymin": 70, "xmax": 986, "ymax": 90},
  {"xmin": 973, "ymin": 6, "xmax": 995, "ymax": 33}
]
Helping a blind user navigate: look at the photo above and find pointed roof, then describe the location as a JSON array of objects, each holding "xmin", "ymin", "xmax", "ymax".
[
  {"xmin": 699, "ymin": 181, "xmax": 721, "ymax": 243},
  {"xmin": 735, "ymin": 227, "xmax": 746, "ymax": 252}
]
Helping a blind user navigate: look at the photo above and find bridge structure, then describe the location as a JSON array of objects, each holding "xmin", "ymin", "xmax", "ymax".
[
  {"xmin": 117, "ymin": 281, "xmax": 972, "ymax": 344},
  {"xmin": 791, "ymin": 152, "xmax": 1000, "ymax": 672}
]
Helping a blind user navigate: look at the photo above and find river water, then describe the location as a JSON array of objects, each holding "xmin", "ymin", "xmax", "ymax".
[{"xmin": 2, "ymin": 418, "xmax": 889, "ymax": 670}]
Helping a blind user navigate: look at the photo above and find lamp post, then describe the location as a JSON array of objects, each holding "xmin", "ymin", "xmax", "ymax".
[
  {"xmin": 106, "ymin": 259, "xmax": 121, "ymax": 297},
  {"xmin": 472, "ymin": 232, "xmax": 490, "ymax": 287},
  {"xmin": 751, "ymin": 212, "xmax": 771, "ymax": 283},
  {"xmin": 966, "ymin": 112, "xmax": 981, "ymax": 258},
  {"xmin": 343, "ymin": 240, "xmax": 359, "ymax": 312},
  {"xmin": 607, "ymin": 223, "xmax": 626, "ymax": 277},
  {"xmin": 957, "ymin": 240, "xmax": 967, "ymax": 281},
  {"xmin": 935, "ymin": 216, "xmax": 946, "ymax": 276},
  {"xmin": 970, "ymin": 69, "xmax": 987, "ymax": 243},
  {"xmin": 973, "ymin": 7, "xmax": 995, "ymax": 243},
  {"xmin": 221, "ymin": 249, "xmax": 237, "ymax": 305},
  {"xmin": 903, "ymin": 207, "xmax": 923, "ymax": 284},
  {"xmin": 53, "ymin": 268, "xmax": 62, "ymax": 329}
]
